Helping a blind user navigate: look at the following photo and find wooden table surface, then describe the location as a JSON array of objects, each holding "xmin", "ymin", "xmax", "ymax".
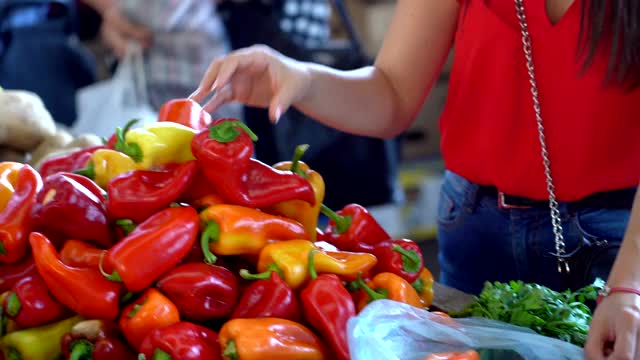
[{"xmin": 431, "ymin": 282, "xmax": 475, "ymax": 314}]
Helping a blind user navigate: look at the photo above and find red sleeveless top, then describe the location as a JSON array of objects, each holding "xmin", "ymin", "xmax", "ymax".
[{"xmin": 440, "ymin": 0, "xmax": 640, "ymax": 201}]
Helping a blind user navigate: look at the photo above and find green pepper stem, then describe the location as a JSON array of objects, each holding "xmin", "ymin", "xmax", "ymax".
[
  {"xmin": 200, "ymin": 221, "xmax": 220, "ymax": 265},
  {"xmin": 289, "ymin": 144, "xmax": 310, "ymax": 176},
  {"xmin": 138, "ymin": 355, "xmax": 147, "ymax": 360},
  {"xmin": 392, "ymin": 245, "xmax": 421, "ymax": 274},
  {"xmin": 307, "ymin": 249, "xmax": 319, "ymax": 280},
  {"xmin": 116, "ymin": 219, "xmax": 136, "ymax": 236},
  {"xmin": 128, "ymin": 304, "xmax": 142, "ymax": 318},
  {"xmin": 320, "ymin": 204, "xmax": 352, "ymax": 234},
  {"xmin": 209, "ymin": 120, "xmax": 258, "ymax": 143},
  {"xmin": 356, "ymin": 273, "xmax": 387, "ymax": 302},
  {"xmin": 412, "ymin": 278, "xmax": 425, "ymax": 293},
  {"xmin": 73, "ymin": 161, "xmax": 95, "ymax": 180},
  {"xmin": 7, "ymin": 348, "xmax": 21, "ymax": 360},
  {"xmin": 98, "ymin": 252, "xmax": 123, "ymax": 282},
  {"xmin": 239, "ymin": 263, "xmax": 284, "ymax": 281},
  {"xmin": 6, "ymin": 292, "xmax": 21, "ymax": 317},
  {"xmin": 152, "ymin": 349, "xmax": 173, "ymax": 360},
  {"xmin": 69, "ymin": 339, "xmax": 94, "ymax": 360},
  {"xmin": 113, "ymin": 119, "xmax": 143, "ymax": 162},
  {"xmin": 223, "ymin": 340, "xmax": 239, "ymax": 360},
  {"xmin": 0, "ymin": 241, "xmax": 5, "ymax": 255},
  {"xmin": 120, "ymin": 292, "xmax": 135, "ymax": 304}
]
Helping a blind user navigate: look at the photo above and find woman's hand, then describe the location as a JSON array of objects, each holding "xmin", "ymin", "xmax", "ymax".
[
  {"xmin": 585, "ymin": 293, "xmax": 640, "ymax": 360},
  {"xmin": 189, "ymin": 45, "xmax": 312, "ymax": 123},
  {"xmin": 99, "ymin": 3, "xmax": 152, "ymax": 59}
]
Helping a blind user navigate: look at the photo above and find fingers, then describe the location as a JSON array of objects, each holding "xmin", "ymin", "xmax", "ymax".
[
  {"xmin": 189, "ymin": 58, "xmax": 224, "ymax": 102},
  {"xmin": 203, "ymin": 84, "xmax": 234, "ymax": 113},
  {"xmin": 268, "ymin": 83, "xmax": 296, "ymax": 124},
  {"xmin": 608, "ymin": 309, "xmax": 639, "ymax": 360}
]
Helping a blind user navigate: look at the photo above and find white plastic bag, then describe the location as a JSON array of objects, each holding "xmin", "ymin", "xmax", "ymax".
[
  {"xmin": 347, "ymin": 300, "xmax": 585, "ymax": 360},
  {"xmin": 73, "ymin": 42, "xmax": 157, "ymax": 138}
]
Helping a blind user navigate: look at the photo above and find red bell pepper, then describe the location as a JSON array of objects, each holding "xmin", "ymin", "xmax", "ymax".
[
  {"xmin": 39, "ymin": 146, "xmax": 106, "ymax": 178},
  {"xmin": 61, "ymin": 319, "xmax": 137, "ymax": 360},
  {"xmin": 138, "ymin": 322, "xmax": 221, "ymax": 360},
  {"xmin": 29, "ymin": 232, "xmax": 122, "ymax": 320},
  {"xmin": 322, "ymin": 203, "xmax": 391, "ymax": 253},
  {"xmin": 232, "ymin": 269, "xmax": 301, "ymax": 322},
  {"xmin": 372, "ymin": 239, "xmax": 424, "ymax": 284},
  {"xmin": 158, "ymin": 98, "xmax": 212, "ymax": 131},
  {"xmin": 4, "ymin": 273, "xmax": 68, "ymax": 328},
  {"xmin": 60, "ymin": 239, "xmax": 103, "ymax": 270},
  {"xmin": 119, "ymin": 288, "xmax": 181, "ymax": 351},
  {"xmin": 179, "ymin": 168, "xmax": 218, "ymax": 205},
  {"xmin": 191, "ymin": 119, "xmax": 316, "ymax": 208},
  {"xmin": 0, "ymin": 165, "xmax": 42, "ymax": 264},
  {"xmin": 300, "ymin": 250, "xmax": 356, "ymax": 360},
  {"xmin": 0, "ymin": 257, "xmax": 37, "ymax": 293},
  {"xmin": 156, "ymin": 263, "xmax": 239, "ymax": 321},
  {"xmin": 30, "ymin": 172, "xmax": 113, "ymax": 248},
  {"xmin": 103, "ymin": 207, "xmax": 199, "ymax": 292},
  {"xmin": 106, "ymin": 160, "xmax": 198, "ymax": 224}
]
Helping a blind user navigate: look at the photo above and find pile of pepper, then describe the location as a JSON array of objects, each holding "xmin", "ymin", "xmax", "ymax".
[{"xmin": 0, "ymin": 98, "xmax": 438, "ymax": 360}]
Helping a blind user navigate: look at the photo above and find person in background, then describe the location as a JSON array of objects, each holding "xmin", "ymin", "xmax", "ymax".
[
  {"xmin": 189, "ymin": 1, "xmax": 640, "ymax": 358},
  {"xmin": 81, "ymin": 0, "xmax": 240, "ymax": 118},
  {"xmin": 0, "ymin": 0, "xmax": 97, "ymax": 126}
]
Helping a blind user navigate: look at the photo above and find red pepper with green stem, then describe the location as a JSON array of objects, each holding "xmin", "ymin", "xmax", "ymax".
[
  {"xmin": 102, "ymin": 206, "xmax": 199, "ymax": 292},
  {"xmin": 61, "ymin": 319, "xmax": 137, "ymax": 360},
  {"xmin": 29, "ymin": 232, "xmax": 122, "ymax": 320},
  {"xmin": 106, "ymin": 161, "xmax": 198, "ymax": 224},
  {"xmin": 156, "ymin": 263, "xmax": 239, "ymax": 321},
  {"xmin": 30, "ymin": 172, "xmax": 114, "ymax": 248},
  {"xmin": 191, "ymin": 119, "xmax": 316, "ymax": 208},
  {"xmin": 138, "ymin": 322, "xmax": 221, "ymax": 360},
  {"xmin": 372, "ymin": 239, "xmax": 424, "ymax": 283},
  {"xmin": 232, "ymin": 268, "xmax": 301, "ymax": 322},
  {"xmin": 0, "ymin": 165, "xmax": 42, "ymax": 264},
  {"xmin": 321, "ymin": 203, "xmax": 391, "ymax": 253},
  {"xmin": 39, "ymin": 146, "xmax": 106, "ymax": 178},
  {"xmin": 158, "ymin": 98, "xmax": 212, "ymax": 131},
  {"xmin": 0, "ymin": 257, "xmax": 37, "ymax": 293},
  {"xmin": 3, "ymin": 273, "xmax": 69, "ymax": 328},
  {"xmin": 300, "ymin": 250, "xmax": 356, "ymax": 360}
]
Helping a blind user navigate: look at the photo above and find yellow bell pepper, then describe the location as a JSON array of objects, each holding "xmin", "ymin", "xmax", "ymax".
[
  {"xmin": 245, "ymin": 239, "xmax": 377, "ymax": 290},
  {"xmin": 412, "ymin": 267, "xmax": 435, "ymax": 308},
  {"xmin": 267, "ymin": 145, "xmax": 325, "ymax": 241},
  {"xmin": 1, "ymin": 315, "xmax": 83, "ymax": 360},
  {"xmin": 116, "ymin": 122, "xmax": 197, "ymax": 169},
  {"xmin": 0, "ymin": 162, "xmax": 23, "ymax": 212},
  {"xmin": 75, "ymin": 149, "xmax": 141, "ymax": 189}
]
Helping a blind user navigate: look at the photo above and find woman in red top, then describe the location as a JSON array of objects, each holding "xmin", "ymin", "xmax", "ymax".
[{"xmin": 190, "ymin": 0, "xmax": 640, "ymax": 358}]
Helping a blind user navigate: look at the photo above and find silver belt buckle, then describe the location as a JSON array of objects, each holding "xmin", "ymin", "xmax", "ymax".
[{"xmin": 498, "ymin": 192, "xmax": 531, "ymax": 209}]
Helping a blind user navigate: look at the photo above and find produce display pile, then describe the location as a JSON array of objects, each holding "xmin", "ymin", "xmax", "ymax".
[{"xmin": 0, "ymin": 98, "xmax": 438, "ymax": 360}]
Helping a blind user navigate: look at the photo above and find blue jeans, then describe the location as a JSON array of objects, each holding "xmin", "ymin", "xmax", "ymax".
[{"xmin": 437, "ymin": 171, "xmax": 632, "ymax": 295}]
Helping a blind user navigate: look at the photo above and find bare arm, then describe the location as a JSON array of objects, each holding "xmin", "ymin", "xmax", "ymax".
[
  {"xmin": 297, "ymin": 0, "xmax": 460, "ymax": 137},
  {"xmin": 192, "ymin": 0, "xmax": 460, "ymax": 139},
  {"xmin": 606, "ymin": 187, "xmax": 640, "ymax": 289}
]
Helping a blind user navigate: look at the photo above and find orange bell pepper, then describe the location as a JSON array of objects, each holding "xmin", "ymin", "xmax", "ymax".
[
  {"xmin": 356, "ymin": 272, "xmax": 424, "ymax": 312},
  {"xmin": 219, "ymin": 317, "xmax": 327, "ymax": 360},
  {"xmin": 412, "ymin": 267, "xmax": 435, "ymax": 308},
  {"xmin": 266, "ymin": 145, "xmax": 325, "ymax": 241},
  {"xmin": 423, "ymin": 350, "xmax": 480, "ymax": 360},
  {"xmin": 245, "ymin": 239, "xmax": 377, "ymax": 290},
  {"xmin": 119, "ymin": 288, "xmax": 180, "ymax": 351},
  {"xmin": 0, "ymin": 162, "xmax": 23, "ymax": 212},
  {"xmin": 199, "ymin": 204, "xmax": 309, "ymax": 264}
]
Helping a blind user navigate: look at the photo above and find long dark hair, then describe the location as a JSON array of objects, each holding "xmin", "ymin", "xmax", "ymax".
[{"xmin": 580, "ymin": 0, "xmax": 640, "ymax": 86}]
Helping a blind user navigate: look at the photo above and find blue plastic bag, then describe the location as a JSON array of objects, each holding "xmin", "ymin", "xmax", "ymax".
[{"xmin": 347, "ymin": 300, "xmax": 585, "ymax": 360}]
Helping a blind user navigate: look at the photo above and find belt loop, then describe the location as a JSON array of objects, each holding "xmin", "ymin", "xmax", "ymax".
[{"xmin": 464, "ymin": 183, "xmax": 481, "ymax": 214}]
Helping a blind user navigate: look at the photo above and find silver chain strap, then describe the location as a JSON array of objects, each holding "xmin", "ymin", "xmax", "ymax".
[{"xmin": 514, "ymin": 0, "xmax": 570, "ymax": 274}]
